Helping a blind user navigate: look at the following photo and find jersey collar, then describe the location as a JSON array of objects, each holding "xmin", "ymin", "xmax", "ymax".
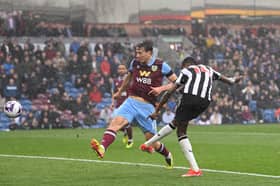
[{"xmin": 147, "ymin": 55, "xmax": 156, "ymax": 66}]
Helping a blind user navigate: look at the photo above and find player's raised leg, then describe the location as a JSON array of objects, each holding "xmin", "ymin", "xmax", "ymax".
[
  {"xmin": 91, "ymin": 116, "xmax": 128, "ymax": 158},
  {"xmin": 141, "ymin": 122, "xmax": 176, "ymax": 148},
  {"xmin": 91, "ymin": 98, "xmax": 135, "ymax": 158}
]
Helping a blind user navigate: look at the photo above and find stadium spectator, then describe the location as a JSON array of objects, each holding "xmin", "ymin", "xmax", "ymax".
[
  {"xmin": 275, "ymin": 108, "xmax": 280, "ymax": 123},
  {"xmin": 100, "ymin": 56, "xmax": 111, "ymax": 76},
  {"xmin": 44, "ymin": 42, "xmax": 56, "ymax": 60},
  {"xmin": 241, "ymin": 81, "xmax": 255, "ymax": 102},
  {"xmin": 89, "ymin": 86, "xmax": 102, "ymax": 104},
  {"xmin": 209, "ymin": 106, "xmax": 223, "ymax": 125},
  {"xmin": 161, "ymin": 107, "xmax": 175, "ymax": 126},
  {"xmin": 21, "ymin": 111, "xmax": 39, "ymax": 129},
  {"xmin": 84, "ymin": 109, "xmax": 97, "ymax": 127},
  {"xmin": 99, "ymin": 106, "xmax": 113, "ymax": 124},
  {"xmin": 3, "ymin": 78, "xmax": 20, "ymax": 99},
  {"xmin": 2, "ymin": 55, "xmax": 14, "ymax": 75},
  {"xmin": 69, "ymin": 38, "xmax": 80, "ymax": 54},
  {"xmin": 197, "ymin": 114, "xmax": 210, "ymax": 126},
  {"xmin": 241, "ymin": 105, "xmax": 256, "ymax": 124}
]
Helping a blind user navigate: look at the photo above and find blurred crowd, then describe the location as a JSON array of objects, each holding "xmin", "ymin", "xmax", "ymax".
[
  {"xmin": 0, "ymin": 37, "xmax": 135, "ymax": 130},
  {"xmin": 0, "ymin": 11, "xmax": 189, "ymax": 38},
  {"xmin": 141, "ymin": 26, "xmax": 186, "ymax": 36},
  {"xmin": 0, "ymin": 24, "xmax": 280, "ymax": 131},
  {"xmin": 0, "ymin": 11, "xmax": 72, "ymax": 37},
  {"xmin": 185, "ymin": 24, "xmax": 280, "ymax": 125}
]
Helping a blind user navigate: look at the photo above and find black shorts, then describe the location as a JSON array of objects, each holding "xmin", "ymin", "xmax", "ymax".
[{"xmin": 174, "ymin": 94, "xmax": 210, "ymax": 122}]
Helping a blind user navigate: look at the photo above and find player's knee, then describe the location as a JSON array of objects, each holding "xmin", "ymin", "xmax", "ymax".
[
  {"xmin": 170, "ymin": 120, "xmax": 178, "ymax": 128},
  {"xmin": 176, "ymin": 124, "xmax": 187, "ymax": 137},
  {"xmin": 108, "ymin": 117, "xmax": 128, "ymax": 131}
]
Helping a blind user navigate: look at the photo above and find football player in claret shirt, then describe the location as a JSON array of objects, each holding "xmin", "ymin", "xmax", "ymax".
[
  {"xmin": 90, "ymin": 40, "xmax": 177, "ymax": 168},
  {"xmin": 110, "ymin": 64, "xmax": 134, "ymax": 148}
]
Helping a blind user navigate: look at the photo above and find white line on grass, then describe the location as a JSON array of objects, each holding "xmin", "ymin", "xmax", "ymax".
[
  {"xmin": 0, "ymin": 154, "xmax": 279, "ymax": 179},
  {"xmin": 191, "ymin": 131, "xmax": 280, "ymax": 136}
]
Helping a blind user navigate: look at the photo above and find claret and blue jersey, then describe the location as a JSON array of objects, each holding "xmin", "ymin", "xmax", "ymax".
[
  {"xmin": 128, "ymin": 55, "xmax": 173, "ymax": 105},
  {"xmin": 114, "ymin": 56, "xmax": 173, "ymax": 134}
]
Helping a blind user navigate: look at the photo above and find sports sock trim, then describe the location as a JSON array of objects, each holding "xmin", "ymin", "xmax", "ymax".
[
  {"xmin": 178, "ymin": 135, "xmax": 188, "ymax": 141},
  {"xmin": 168, "ymin": 123, "xmax": 176, "ymax": 129},
  {"xmin": 104, "ymin": 129, "xmax": 117, "ymax": 137}
]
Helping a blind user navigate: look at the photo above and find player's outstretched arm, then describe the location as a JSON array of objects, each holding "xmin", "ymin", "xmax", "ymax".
[
  {"xmin": 149, "ymin": 83, "xmax": 179, "ymax": 120},
  {"xmin": 219, "ymin": 75, "xmax": 243, "ymax": 85},
  {"xmin": 148, "ymin": 73, "xmax": 177, "ymax": 96}
]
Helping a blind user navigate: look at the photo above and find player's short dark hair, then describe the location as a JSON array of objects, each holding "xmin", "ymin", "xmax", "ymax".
[
  {"xmin": 136, "ymin": 40, "xmax": 153, "ymax": 52},
  {"xmin": 182, "ymin": 56, "xmax": 197, "ymax": 66}
]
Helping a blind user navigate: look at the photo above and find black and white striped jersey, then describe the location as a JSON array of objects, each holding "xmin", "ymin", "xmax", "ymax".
[{"xmin": 175, "ymin": 64, "xmax": 221, "ymax": 101}]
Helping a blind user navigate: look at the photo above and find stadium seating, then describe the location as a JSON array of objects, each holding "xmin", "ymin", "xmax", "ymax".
[
  {"xmin": 103, "ymin": 92, "xmax": 111, "ymax": 98},
  {"xmin": 95, "ymin": 103, "xmax": 106, "ymax": 110},
  {"xmin": 101, "ymin": 98, "xmax": 112, "ymax": 105},
  {"xmin": 20, "ymin": 99, "xmax": 33, "ymax": 112},
  {"xmin": 0, "ymin": 113, "xmax": 12, "ymax": 129},
  {"xmin": 64, "ymin": 81, "xmax": 74, "ymax": 89},
  {"xmin": 262, "ymin": 109, "xmax": 276, "ymax": 123}
]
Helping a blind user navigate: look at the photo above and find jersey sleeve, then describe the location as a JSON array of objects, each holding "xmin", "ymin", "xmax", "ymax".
[
  {"xmin": 211, "ymin": 68, "xmax": 222, "ymax": 81},
  {"xmin": 162, "ymin": 62, "xmax": 173, "ymax": 77},
  {"xmin": 175, "ymin": 69, "xmax": 189, "ymax": 85}
]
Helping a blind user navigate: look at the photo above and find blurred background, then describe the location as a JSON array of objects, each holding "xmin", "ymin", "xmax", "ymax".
[{"xmin": 0, "ymin": 0, "xmax": 280, "ymax": 130}]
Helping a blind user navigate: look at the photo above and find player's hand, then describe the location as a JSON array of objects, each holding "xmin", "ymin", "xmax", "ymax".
[
  {"xmin": 148, "ymin": 86, "xmax": 162, "ymax": 96},
  {"xmin": 149, "ymin": 112, "xmax": 160, "ymax": 120},
  {"xmin": 113, "ymin": 91, "xmax": 121, "ymax": 100}
]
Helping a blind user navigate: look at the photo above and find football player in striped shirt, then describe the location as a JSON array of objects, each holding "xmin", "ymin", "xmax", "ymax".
[{"xmin": 141, "ymin": 56, "xmax": 243, "ymax": 177}]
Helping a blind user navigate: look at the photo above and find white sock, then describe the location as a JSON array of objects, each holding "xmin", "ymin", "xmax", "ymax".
[
  {"xmin": 179, "ymin": 137, "xmax": 200, "ymax": 171},
  {"xmin": 145, "ymin": 124, "xmax": 175, "ymax": 146}
]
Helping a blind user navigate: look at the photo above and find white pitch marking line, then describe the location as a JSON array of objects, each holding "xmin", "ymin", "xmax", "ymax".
[{"xmin": 0, "ymin": 154, "xmax": 279, "ymax": 179}]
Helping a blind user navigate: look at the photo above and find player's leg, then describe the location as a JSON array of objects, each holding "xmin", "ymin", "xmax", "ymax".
[
  {"xmin": 178, "ymin": 98, "xmax": 209, "ymax": 177},
  {"xmin": 91, "ymin": 98, "xmax": 135, "ymax": 158},
  {"xmin": 120, "ymin": 124, "xmax": 133, "ymax": 148},
  {"xmin": 91, "ymin": 116, "xmax": 129, "ymax": 158},
  {"xmin": 136, "ymin": 103, "xmax": 174, "ymax": 168},
  {"xmin": 177, "ymin": 121, "xmax": 202, "ymax": 177},
  {"xmin": 125, "ymin": 125, "xmax": 133, "ymax": 148},
  {"xmin": 142, "ymin": 120, "xmax": 177, "ymax": 147},
  {"xmin": 119, "ymin": 126, "xmax": 128, "ymax": 144},
  {"xmin": 141, "ymin": 98, "xmax": 184, "ymax": 147},
  {"xmin": 144, "ymin": 132, "xmax": 174, "ymax": 169}
]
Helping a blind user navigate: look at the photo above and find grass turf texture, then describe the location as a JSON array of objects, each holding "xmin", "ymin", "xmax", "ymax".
[{"xmin": 0, "ymin": 124, "xmax": 280, "ymax": 186}]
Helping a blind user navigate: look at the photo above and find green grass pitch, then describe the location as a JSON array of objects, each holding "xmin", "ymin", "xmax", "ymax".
[{"xmin": 0, "ymin": 124, "xmax": 280, "ymax": 186}]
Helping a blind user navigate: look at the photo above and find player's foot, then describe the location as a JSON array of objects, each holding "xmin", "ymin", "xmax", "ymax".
[
  {"xmin": 126, "ymin": 141, "xmax": 134, "ymax": 149},
  {"xmin": 165, "ymin": 152, "xmax": 174, "ymax": 169},
  {"xmin": 181, "ymin": 169, "xmax": 202, "ymax": 177},
  {"xmin": 140, "ymin": 144, "xmax": 155, "ymax": 153},
  {"xmin": 90, "ymin": 138, "xmax": 105, "ymax": 159},
  {"xmin": 122, "ymin": 134, "xmax": 128, "ymax": 144}
]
